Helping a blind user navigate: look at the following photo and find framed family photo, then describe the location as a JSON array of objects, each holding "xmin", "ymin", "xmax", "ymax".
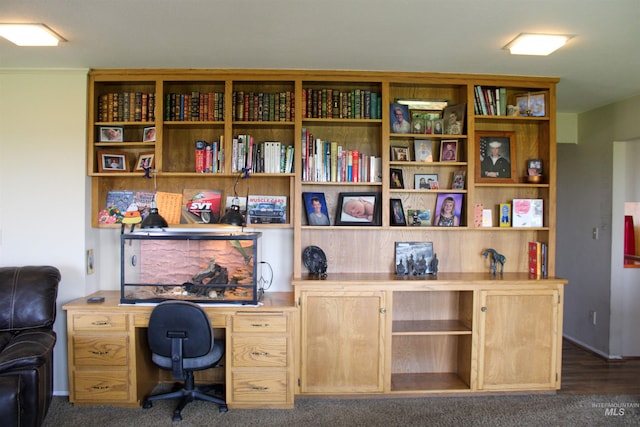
[
  {"xmin": 302, "ymin": 192, "xmax": 330, "ymax": 226},
  {"xmin": 143, "ymin": 126, "xmax": 156, "ymax": 142},
  {"xmin": 390, "ymin": 103, "xmax": 411, "ymax": 134},
  {"xmin": 414, "ymin": 139, "xmax": 434, "ymax": 162},
  {"xmin": 516, "ymin": 91, "xmax": 546, "ymax": 117},
  {"xmin": 391, "ymin": 146, "xmax": 410, "ymax": 161},
  {"xmin": 135, "ymin": 151, "xmax": 155, "ymax": 171},
  {"xmin": 390, "ymin": 198, "xmax": 406, "ymax": 226},
  {"xmin": 439, "ymin": 139, "xmax": 458, "ymax": 162},
  {"xmin": 434, "ymin": 193, "xmax": 463, "ymax": 227},
  {"xmin": 415, "ymin": 173, "xmax": 438, "ymax": 190},
  {"xmin": 476, "ymin": 131, "xmax": 517, "ymax": 183},
  {"xmin": 97, "ymin": 150, "xmax": 128, "ymax": 172},
  {"xmin": 335, "ymin": 192, "xmax": 381, "ymax": 226},
  {"xmin": 99, "ymin": 126, "xmax": 123, "ymax": 142},
  {"xmin": 442, "ymin": 103, "xmax": 466, "ymax": 135},
  {"xmin": 390, "ymin": 168, "xmax": 404, "ymax": 189}
]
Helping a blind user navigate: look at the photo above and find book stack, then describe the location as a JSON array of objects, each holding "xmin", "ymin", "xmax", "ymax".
[
  {"xmin": 98, "ymin": 92, "xmax": 156, "ymax": 122},
  {"xmin": 163, "ymin": 91, "xmax": 224, "ymax": 121},
  {"xmin": 473, "ymin": 86, "xmax": 507, "ymax": 116},
  {"xmin": 301, "ymin": 88, "xmax": 381, "ymax": 119},
  {"xmin": 528, "ymin": 241, "xmax": 548, "ymax": 277},
  {"xmin": 300, "ymin": 128, "xmax": 380, "ymax": 183},
  {"xmin": 231, "ymin": 91, "xmax": 294, "ymax": 122}
]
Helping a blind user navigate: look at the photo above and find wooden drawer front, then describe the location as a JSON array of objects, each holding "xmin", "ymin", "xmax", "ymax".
[
  {"xmin": 134, "ymin": 312, "xmax": 227, "ymax": 328},
  {"xmin": 73, "ymin": 335, "xmax": 128, "ymax": 366},
  {"xmin": 73, "ymin": 371, "xmax": 130, "ymax": 401},
  {"xmin": 231, "ymin": 371, "xmax": 288, "ymax": 403},
  {"xmin": 233, "ymin": 313, "xmax": 287, "ymax": 333},
  {"xmin": 232, "ymin": 336, "xmax": 287, "ymax": 367},
  {"xmin": 73, "ymin": 314, "xmax": 128, "ymax": 331}
]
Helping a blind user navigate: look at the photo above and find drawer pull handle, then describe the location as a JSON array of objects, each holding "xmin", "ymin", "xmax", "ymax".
[
  {"xmin": 91, "ymin": 351, "xmax": 109, "ymax": 355},
  {"xmin": 250, "ymin": 323, "xmax": 269, "ymax": 327},
  {"xmin": 251, "ymin": 351, "xmax": 269, "ymax": 356},
  {"xmin": 92, "ymin": 321, "xmax": 111, "ymax": 326},
  {"xmin": 92, "ymin": 386, "xmax": 110, "ymax": 390},
  {"xmin": 251, "ymin": 386, "xmax": 269, "ymax": 391}
]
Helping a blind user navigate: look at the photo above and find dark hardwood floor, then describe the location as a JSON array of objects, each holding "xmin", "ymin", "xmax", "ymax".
[{"xmin": 559, "ymin": 339, "xmax": 640, "ymax": 395}]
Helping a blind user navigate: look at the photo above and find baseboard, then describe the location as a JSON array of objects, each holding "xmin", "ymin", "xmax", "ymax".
[
  {"xmin": 53, "ymin": 391, "xmax": 69, "ymax": 397},
  {"xmin": 563, "ymin": 335, "xmax": 622, "ymax": 360}
]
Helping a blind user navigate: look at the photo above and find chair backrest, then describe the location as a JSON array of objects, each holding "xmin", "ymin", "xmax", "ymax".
[
  {"xmin": 147, "ymin": 300, "xmax": 213, "ymax": 360},
  {"xmin": 0, "ymin": 266, "xmax": 60, "ymax": 332}
]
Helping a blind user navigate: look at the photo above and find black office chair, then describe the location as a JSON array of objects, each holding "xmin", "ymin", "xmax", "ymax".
[{"xmin": 142, "ymin": 300, "xmax": 228, "ymax": 421}]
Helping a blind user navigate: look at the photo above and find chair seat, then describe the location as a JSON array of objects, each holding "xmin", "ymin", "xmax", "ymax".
[{"xmin": 151, "ymin": 340, "xmax": 224, "ymax": 371}]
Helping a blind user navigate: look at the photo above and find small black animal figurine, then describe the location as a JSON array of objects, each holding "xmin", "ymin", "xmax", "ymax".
[{"xmin": 482, "ymin": 248, "xmax": 506, "ymax": 275}]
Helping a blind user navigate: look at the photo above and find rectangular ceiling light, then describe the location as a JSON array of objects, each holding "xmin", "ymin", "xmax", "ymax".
[
  {"xmin": 0, "ymin": 23, "xmax": 66, "ymax": 46},
  {"xmin": 504, "ymin": 33, "xmax": 573, "ymax": 56}
]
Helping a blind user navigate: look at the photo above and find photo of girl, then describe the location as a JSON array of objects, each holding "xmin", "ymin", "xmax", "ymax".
[{"xmin": 434, "ymin": 193, "xmax": 463, "ymax": 227}]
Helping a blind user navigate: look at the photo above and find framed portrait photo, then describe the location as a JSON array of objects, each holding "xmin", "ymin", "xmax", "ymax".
[
  {"xmin": 442, "ymin": 103, "xmax": 466, "ymax": 135},
  {"xmin": 335, "ymin": 192, "xmax": 381, "ymax": 226},
  {"xmin": 410, "ymin": 110, "xmax": 429, "ymax": 134},
  {"xmin": 99, "ymin": 126, "xmax": 123, "ymax": 142},
  {"xmin": 135, "ymin": 151, "xmax": 155, "ymax": 171},
  {"xmin": 391, "ymin": 146, "xmax": 410, "ymax": 161},
  {"xmin": 476, "ymin": 131, "xmax": 517, "ymax": 183},
  {"xmin": 390, "ymin": 103, "xmax": 411, "ymax": 134},
  {"xmin": 390, "ymin": 168, "xmax": 404, "ymax": 189},
  {"xmin": 415, "ymin": 173, "xmax": 438, "ymax": 190},
  {"xmin": 143, "ymin": 126, "xmax": 156, "ymax": 142},
  {"xmin": 439, "ymin": 139, "xmax": 458, "ymax": 162},
  {"xmin": 97, "ymin": 150, "xmax": 128, "ymax": 173},
  {"xmin": 395, "ymin": 241, "xmax": 434, "ymax": 275},
  {"xmin": 414, "ymin": 139, "xmax": 434, "ymax": 162},
  {"xmin": 390, "ymin": 198, "xmax": 406, "ymax": 226},
  {"xmin": 434, "ymin": 193, "xmax": 463, "ymax": 227},
  {"xmin": 302, "ymin": 192, "xmax": 330, "ymax": 226},
  {"xmin": 516, "ymin": 91, "xmax": 546, "ymax": 117}
]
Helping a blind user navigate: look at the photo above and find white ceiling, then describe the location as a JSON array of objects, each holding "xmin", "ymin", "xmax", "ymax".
[{"xmin": 1, "ymin": 0, "xmax": 639, "ymax": 113}]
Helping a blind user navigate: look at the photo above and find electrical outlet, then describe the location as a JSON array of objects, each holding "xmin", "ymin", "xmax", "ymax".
[
  {"xmin": 589, "ymin": 310, "xmax": 597, "ymax": 325},
  {"xmin": 592, "ymin": 227, "xmax": 599, "ymax": 240},
  {"xmin": 86, "ymin": 249, "xmax": 95, "ymax": 275}
]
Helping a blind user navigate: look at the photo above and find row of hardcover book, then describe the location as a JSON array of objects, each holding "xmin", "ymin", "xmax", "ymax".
[
  {"xmin": 301, "ymin": 128, "xmax": 382, "ymax": 183},
  {"xmin": 528, "ymin": 241, "xmax": 548, "ymax": 277},
  {"xmin": 473, "ymin": 85, "xmax": 507, "ymax": 116},
  {"xmin": 195, "ymin": 139, "xmax": 225, "ymax": 173},
  {"xmin": 164, "ymin": 92, "xmax": 224, "ymax": 122},
  {"xmin": 231, "ymin": 135, "xmax": 294, "ymax": 174},
  {"xmin": 97, "ymin": 92, "xmax": 156, "ymax": 123},
  {"xmin": 232, "ymin": 91, "xmax": 294, "ymax": 122},
  {"xmin": 301, "ymin": 88, "xmax": 382, "ymax": 120}
]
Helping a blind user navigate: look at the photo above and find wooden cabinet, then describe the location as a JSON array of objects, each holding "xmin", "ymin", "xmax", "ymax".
[
  {"xmin": 477, "ymin": 287, "xmax": 563, "ymax": 390},
  {"xmin": 293, "ymin": 275, "xmax": 566, "ymax": 396},
  {"xmin": 298, "ymin": 290, "xmax": 386, "ymax": 393}
]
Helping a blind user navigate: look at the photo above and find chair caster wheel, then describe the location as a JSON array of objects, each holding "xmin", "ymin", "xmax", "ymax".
[
  {"xmin": 172, "ymin": 412, "xmax": 183, "ymax": 422},
  {"xmin": 219, "ymin": 405, "xmax": 228, "ymax": 413},
  {"xmin": 142, "ymin": 400, "xmax": 152, "ymax": 409}
]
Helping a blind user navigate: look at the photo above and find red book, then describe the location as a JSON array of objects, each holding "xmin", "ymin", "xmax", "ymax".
[
  {"xmin": 528, "ymin": 241, "xmax": 541, "ymax": 276},
  {"xmin": 351, "ymin": 150, "xmax": 360, "ymax": 182}
]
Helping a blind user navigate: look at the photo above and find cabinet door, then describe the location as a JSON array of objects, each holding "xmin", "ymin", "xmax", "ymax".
[
  {"xmin": 477, "ymin": 289, "xmax": 560, "ymax": 390},
  {"xmin": 299, "ymin": 291, "xmax": 386, "ymax": 393}
]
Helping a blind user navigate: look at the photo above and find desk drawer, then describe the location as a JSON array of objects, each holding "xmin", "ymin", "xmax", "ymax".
[
  {"xmin": 73, "ymin": 335, "xmax": 128, "ymax": 366},
  {"xmin": 72, "ymin": 314, "xmax": 128, "ymax": 331},
  {"xmin": 231, "ymin": 336, "xmax": 287, "ymax": 367},
  {"xmin": 231, "ymin": 371, "xmax": 288, "ymax": 403},
  {"xmin": 233, "ymin": 313, "xmax": 287, "ymax": 333},
  {"xmin": 73, "ymin": 371, "xmax": 130, "ymax": 401}
]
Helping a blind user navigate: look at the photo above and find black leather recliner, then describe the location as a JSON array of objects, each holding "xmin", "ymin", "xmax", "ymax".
[{"xmin": 0, "ymin": 266, "xmax": 60, "ymax": 427}]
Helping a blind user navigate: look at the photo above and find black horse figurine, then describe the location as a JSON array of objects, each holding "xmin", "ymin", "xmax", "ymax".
[{"xmin": 482, "ymin": 248, "xmax": 506, "ymax": 275}]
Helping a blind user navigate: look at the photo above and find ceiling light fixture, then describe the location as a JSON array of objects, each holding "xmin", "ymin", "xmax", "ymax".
[
  {"xmin": 0, "ymin": 23, "xmax": 66, "ymax": 46},
  {"xmin": 504, "ymin": 33, "xmax": 573, "ymax": 56}
]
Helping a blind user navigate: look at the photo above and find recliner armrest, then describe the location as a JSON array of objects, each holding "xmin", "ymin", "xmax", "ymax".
[{"xmin": 0, "ymin": 330, "xmax": 56, "ymax": 373}]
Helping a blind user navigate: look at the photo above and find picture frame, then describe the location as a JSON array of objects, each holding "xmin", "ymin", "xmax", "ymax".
[
  {"xmin": 410, "ymin": 110, "xmax": 429, "ymax": 134},
  {"xmin": 414, "ymin": 139, "xmax": 434, "ymax": 162},
  {"xmin": 407, "ymin": 209, "xmax": 432, "ymax": 226},
  {"xmin": 99, "ymin": 126, "xmax": 123, "ymax": 142},
  {"xmin": 527, "ymin": 158, "xmax": 543, "ymax": 176},
  {"xmin": 390, "ymin": 198, "xmax": 406, "ymax": 226},
  {"xmin": 390, "ymin": 168, "xmax": 404, "ymax": 189},
  {"xmin": 302, "ymin": 192, "xmax": 331, "ymax": 226},
  {"xmin": 516, "ymin": 91, "xmax": 546, "ymax": 117},
  {"xmin": 433, "ymin": 119, "xmax": 444, "ymax": 135},
  {"xmin": 434, "ymin": 193, "xmax": 463, "ymax": 227},
  {"xmin": 415, "ymin": 173, "xmax": 438, "ymax": 190},
  {"xmin": 97, "ymin": 150, "xmax": 128, "ymax": 172},
  {"xmin": 476, "ymin": 131, "xmax": 517, "ymax": 183},
  {"xmin": 395, "ymin": 241, "xmax": 434, "ymax": 275},
  {"xmin": 134, "ymin": 151, "xmax": 155, "ymax": 171},
  {"xmin": 335, "ymin": 192, "xmax": 381, "ymax": 226},
  {"xmin": 390, "ymin": 103, "xmax": 411, "ymax": 134},
  {"xmin": 391, "ymin": 146, "xmax": 410, "ymax": 161},
  {"xmin": 451, "ymin": 170, "xmax": 466, "ymax": 189},
  {"xmin": 439, "ymin": 139, "xmax": 458, "ymax": 162},
  {"xmin": 143, "ymin": 126, "xmax": 156, "ymax": 142},
  {"xmin": 442, "ymin": 103, "xmax": 466, "ymax": 135}
]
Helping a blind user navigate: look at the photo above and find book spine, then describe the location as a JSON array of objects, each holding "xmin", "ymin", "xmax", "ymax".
[{"xmin": 352, "ymin": 150, "xmax": 360, "ymax": 182}]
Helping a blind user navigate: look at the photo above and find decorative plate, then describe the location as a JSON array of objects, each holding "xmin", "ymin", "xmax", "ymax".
[{"xmin": 303, "ymin": 245, "xmax": 327, "ymax": 275}]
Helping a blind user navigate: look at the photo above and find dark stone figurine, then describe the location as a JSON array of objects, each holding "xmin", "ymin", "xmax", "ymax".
[{"xmin": 482, "ymin": 248, "xmax": 506, "ymax": 275}]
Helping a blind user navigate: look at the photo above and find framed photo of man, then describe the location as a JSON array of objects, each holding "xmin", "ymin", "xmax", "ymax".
[{"xmin": 475, "ymin": 131, "xmax": 517, "ymax": 183}]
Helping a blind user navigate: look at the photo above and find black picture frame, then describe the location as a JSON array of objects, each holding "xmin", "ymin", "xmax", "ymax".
[
  {"xmin": 335, "ymin": 192, "xmax": 381, "ymax": 226},
  {"xmin": 302, "ymin": 192, "xmax": 330, "ymax": 226},
  {"xmin": 395, "ymin": 241, "xmax": 434, "ymax": 275},
  {"xmin": 390, "ymin": 168, "xmax": 404, "ymax": 189},
  {"xmin": 390, "ymin": 198, "xmax": 406, "ymax": 226}
]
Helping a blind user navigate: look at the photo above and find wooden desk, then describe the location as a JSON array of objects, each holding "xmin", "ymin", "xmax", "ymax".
[{"xmin": 63, "ymin": 291, "xmax": 296, "ymax": 409}]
